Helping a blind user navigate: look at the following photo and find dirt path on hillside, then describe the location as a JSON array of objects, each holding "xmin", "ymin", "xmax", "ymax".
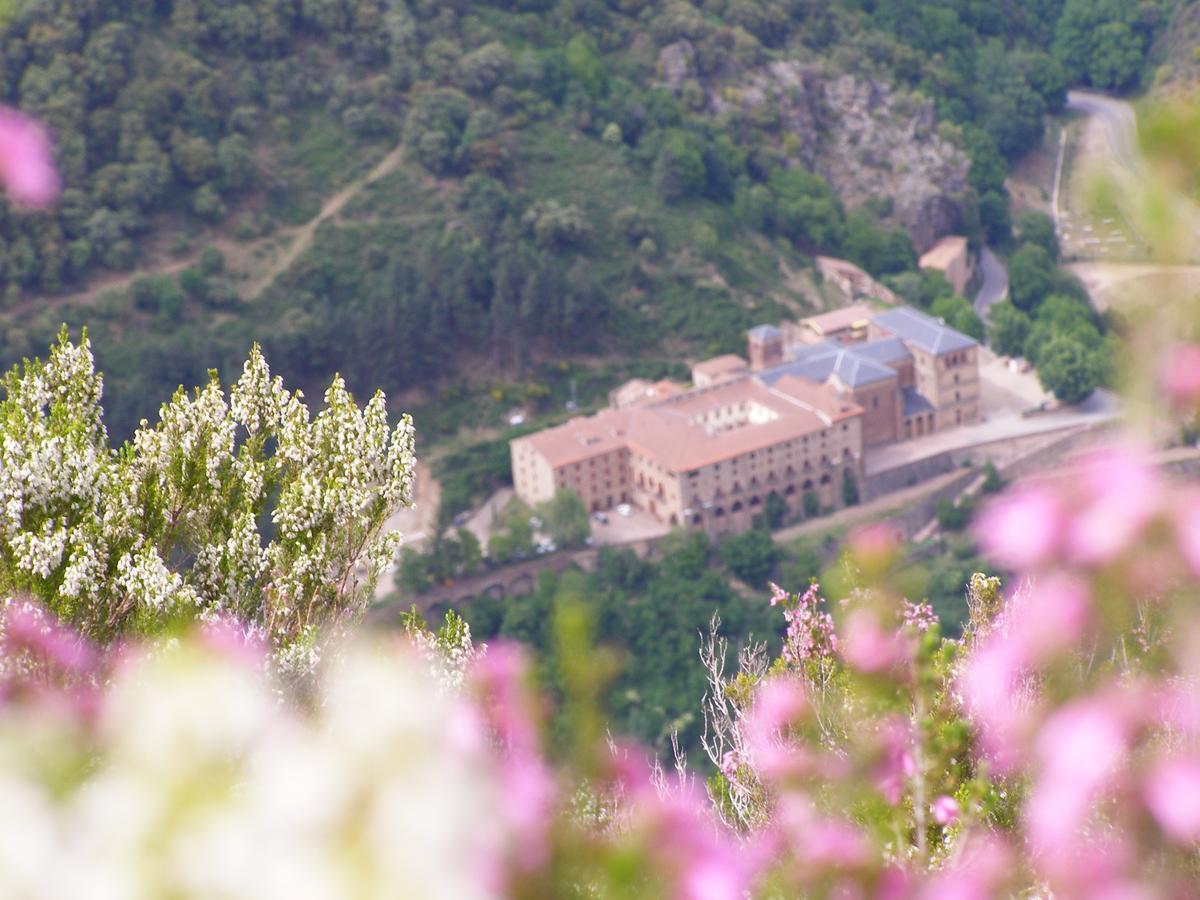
[
  {"xmin": 9, "ymin": 142, "xmax": 408, "ymax": 319},
  {"xmin": 244, "ymin": 143, "xmax": 406, "ymax": 298}
]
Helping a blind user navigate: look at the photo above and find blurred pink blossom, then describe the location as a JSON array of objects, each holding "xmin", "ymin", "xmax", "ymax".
[
  {"xmin": 876, "ymin": 716, "xmax": 916, "ymax": 806},
  {"xmin": 931, "ymin": 795, "xmax": 959, "ymax": 826},
  {"xmin": 1011, "ymin": 574, "xmax": 1092, "ymax": 662},
  {"xmin": 1064, "ymin": 448, "xmax": 1161, "ymax": 566},
  {"xmin": 774, "ymin": 794, "xmax": 869, "ymax": 873},
  {"xmin": 917, "ymin": 834, "xmax": 1012, "ymax": 899},
  {"xmin": 840, "ymin": 609, "xmax": 907, "ymax": 675},
  {"xmin": 973, "ymin": 484, "xmax": 1064, "ymax": 571},
  {"xmin": 1161, "ymin": 342, "xmax": 1200, "ymax": 409},
  {"xmin": 848, "ymin": 522, "xmax": 901, "ymax": 568},
  {"xmin": 958, "ymin": 636, "xmax": 1033, "ymax": 773},
  {"xmin": 0, "ymin": 108, "xmax": 58, "ymax": 207},
  {"xmin": 743, "ymin": 677, "xmax": 809, "ymax": 782},
  {"xmin": 1, "ymin": 598, "xmax": 95, "ymax": 684},
  {"xmin": 1027, "ymin": 697, "xmax": 1130, "ymax": 880},
  {"xmin": 198, "ymin": 615, "xmax": 268, "ymax": 667},
  {"xmin": 1171, "ymin": 490, "xmax": 1200, "ymax": 578},
  {"xmin": 1144, "ymin": 757, "xmax": 1200, "ymax": 845},
  {"xmin": 469, "ymin": 643, "xmax": 556, "ymax": 873}
]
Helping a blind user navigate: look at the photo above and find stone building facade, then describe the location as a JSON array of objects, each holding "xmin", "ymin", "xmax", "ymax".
[{"xmin": 511, "ymin": 304, "xmax": 978, "ymax": 535}]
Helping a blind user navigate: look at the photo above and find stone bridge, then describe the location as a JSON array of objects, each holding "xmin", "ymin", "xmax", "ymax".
[
  {"xmin": 374, "ymin": 556, "xmax": 575, "ymax": 623},
  {"xmin": 370, "ymin": 542, "xmax": 662, "ymax": 625}
]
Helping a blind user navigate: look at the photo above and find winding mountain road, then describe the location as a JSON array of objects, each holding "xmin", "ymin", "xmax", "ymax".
[
  {"xmin": 973, "ymin": 246, "xmax": 1008, "ymax": 319},
  {"xmin": 1054, "ymin": 90, "xmax": 1200, "ymax": 306},
  {"xmin": 1065, "ymin": 90, "xmax": 1142, "ymax": 177}
]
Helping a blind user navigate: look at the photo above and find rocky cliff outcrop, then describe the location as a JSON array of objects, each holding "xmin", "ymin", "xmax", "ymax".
[{"xmin": 660, "ymin": 44, "xmax": 971, "ymax": 252}]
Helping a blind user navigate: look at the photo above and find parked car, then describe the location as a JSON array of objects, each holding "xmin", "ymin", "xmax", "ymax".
[
  {"xmin": 616, "ymin": 504, "xmax": 633, "ymax": 517},
  {"xmin": 592, "ymin": 511, "xmax": 609, "ymax": 524},
  {"xmin": 451, "ymin": 512, "xmax": 469, "ymax": 527}
]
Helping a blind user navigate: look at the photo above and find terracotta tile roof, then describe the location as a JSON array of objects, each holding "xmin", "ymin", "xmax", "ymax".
[
  {"xmin": 691, "ymin": 354, "xmax": 749, "ymax": 380},
  {"xmin": 919, "ymin": 235, "xmax": 968, "ymax": 270},
  {"xmin": 801, "ymin": 304, "xmax": 875, "ymax": 337},
  {"xmin": 514, "ymin": 376, "xmax": 862, "ymax": 474},
  {"xmin": 512, "ymin": 409, "xmax": 633, "ymax": 468}
]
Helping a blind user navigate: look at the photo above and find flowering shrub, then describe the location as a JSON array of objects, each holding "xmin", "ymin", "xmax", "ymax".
[{"xmin": 0, "ymin": 332, "xmax": 415, "ymax": 672}]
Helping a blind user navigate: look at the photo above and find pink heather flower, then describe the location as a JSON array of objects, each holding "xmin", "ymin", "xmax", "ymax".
[
  {"xmin": 469, "ymin": 643, "xmax": 556, "ymax": 872},
  {"xmin": 774, "ymin": 795, "xmax": 869, "ymax": 873},
  {"xmin": 781, "ymin": 583, "xmax": 837, "ymax": 666},
  {"xmin": 958, "ymin": 636, "xmax": 1033, "ymax": 773},
  {"xmin": 719, "ymin": 750, "xmax": 741, "ymax": 781},
  {"xmin": 932, "ymin": 795, "xmax": 960, "ymax": 826},
  {"xmin": 1161, "ymin": 342, "xmax": 1200, "ymax": 409},
  {"xmin": 1027, "ymin": 697, "xmax": 1129, "ymax": 873},
  {"xmin": 198, "ymin": 615, "xmax": 268, "ymax": 667},
  {"xmin": 743, "ymin": 677, "xmax": 809, "ymax": 781},
  {"xmin": 768, "ymin": 581, "xmax": 788, "ymax": 607},
  {"xmin": 840, "ymin": 609, "xmax": 906, "ymax": 674},
  {"xmin": 849, "ymin": 522, "xmax": 900, "ymax": 568},
  {"xmin": 1144, "ymin": 757, "xmax": 1200, "ymax": 844},
  {"xmin": 1010, "ymin": 574, "xmax": 1091, "ymax": 663},
  {"xmin": 1, "ymin": 598, "xmax": 95, "ymax": 680},
  {"xmin": 902, "ymin": 599, "xmax": 937, "ymax": 633},
  {"xmin": 876, "ymin": 716, "xmax": 917, "ymax": 806},
  {"xmin": 0, "ymin": 108, "xmax": 59, "ymax": 207},
  {"xmin": 1064, "ymin": 447, "xmax": 1161, "ymax": 566},
  {"xmin": 918, "ymin": 834, "xmax": 1013, "ymax": 899},
  {"xmin": 973, "ymin": 484, "xmax": 1063, "ymax": 572},
  {"xmin": 1171, "ymin": 490, "xmax": 1200, "ymax": 578}
]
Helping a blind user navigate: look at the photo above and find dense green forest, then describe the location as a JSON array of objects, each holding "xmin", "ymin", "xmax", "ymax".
[{"xmin": 0, "ymin": 0, "xmax": 1167, "ymax": 440}]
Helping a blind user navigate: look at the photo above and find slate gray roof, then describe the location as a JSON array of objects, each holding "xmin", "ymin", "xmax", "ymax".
[
  {"xmin": 849, "ymin": 336, "xmax": 911, "ymax": 365},
  {"xmin": 871, "ymin": 307, "xmax": 976, "ymax": 356},
  {"xmin": 901, "ymin": 387, "xmax": 935, "ymax": 417},
  {"xmin": 762, "ymin": 341, "xmax": 897, "ymax": 389},
  {"xmin": 747, "ymin": 324, "xmax": 782, "ymax": 341}
]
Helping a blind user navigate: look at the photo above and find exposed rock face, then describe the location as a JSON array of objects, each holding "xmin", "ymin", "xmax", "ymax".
[{"xmin": 659, "ymin": 45, "xmax": 971, "ymax": 252}]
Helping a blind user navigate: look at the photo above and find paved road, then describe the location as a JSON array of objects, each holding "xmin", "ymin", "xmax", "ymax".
[
  {"xmin": 973, "ymin": 246, "xmax": 1008, "ymax": 319},
  {"xmin": 1065, "ymin": 90, "xmax": 1141, "ymax": 177},
  {"xmin": 863, "ymin": 401, "xmax": 1119, "ymax": 476}
]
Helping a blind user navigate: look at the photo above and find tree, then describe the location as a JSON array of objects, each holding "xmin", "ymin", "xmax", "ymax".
[
  {"xmin": 988, "ymin": 300, "xmax": 1032, "ymax": 357},
  {"xmin": 457, "ymin": 527, "xmax": 483, "ymax": 576},
  {"xmin": 537, "ymin": 489, "xmax": 590, "ymax": 549},
  {"xmin": 842, "ymin": 212, "xmax": 915, "ymax": 277},
  {"xmin": 653, "ymin": 129, "xmax": 706, "ymax": 204},
  {"xmin": 457, "ymin": 42, "xmax": 513, "ymax": 95},
  {"xmin": 976, "ymin": 190, "xmax": 1012, "ymax": 247},
  {"xmin": 842, "ymin": 469, "xmax": 860, "ymax": 507},
  {"xmin": 1038, "ymin": 335, "xmax": 1100, "ymax": 405},
  {"xmin": 719, "ymin": 528, "xmax": 781, "ymax": 589},
  {"xmin": 564, "ymin": 34, "xmax": 607, "ymax": 97},
  {"xmin": 1088, "ymin": 22, "xmax": 1143, "ymax": 91},
  {"xmin": 404, "ymin": 88, "xmax": 470, "ymax": 175},
  {"xmin": 760, "ymin": 492, "xmax": 788, "ymax": 530},
  {"xmin": 1007, "ymin": 243, "xmax": 1054, "ymax": 312},
  {"xmin": 982, "ymin": 461, "xmax": 1005, "ymax": 494},
  {"xmin": 1015, "ymin": 211, "xmax": 1059, "ymax": 261},
  {"xmin": 935, "ymin": 497, "xmax": 973, "ymax": 531},
  {"xmin": 767, "ymin": 167, "xmax": 845, "ymax": 250}
]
